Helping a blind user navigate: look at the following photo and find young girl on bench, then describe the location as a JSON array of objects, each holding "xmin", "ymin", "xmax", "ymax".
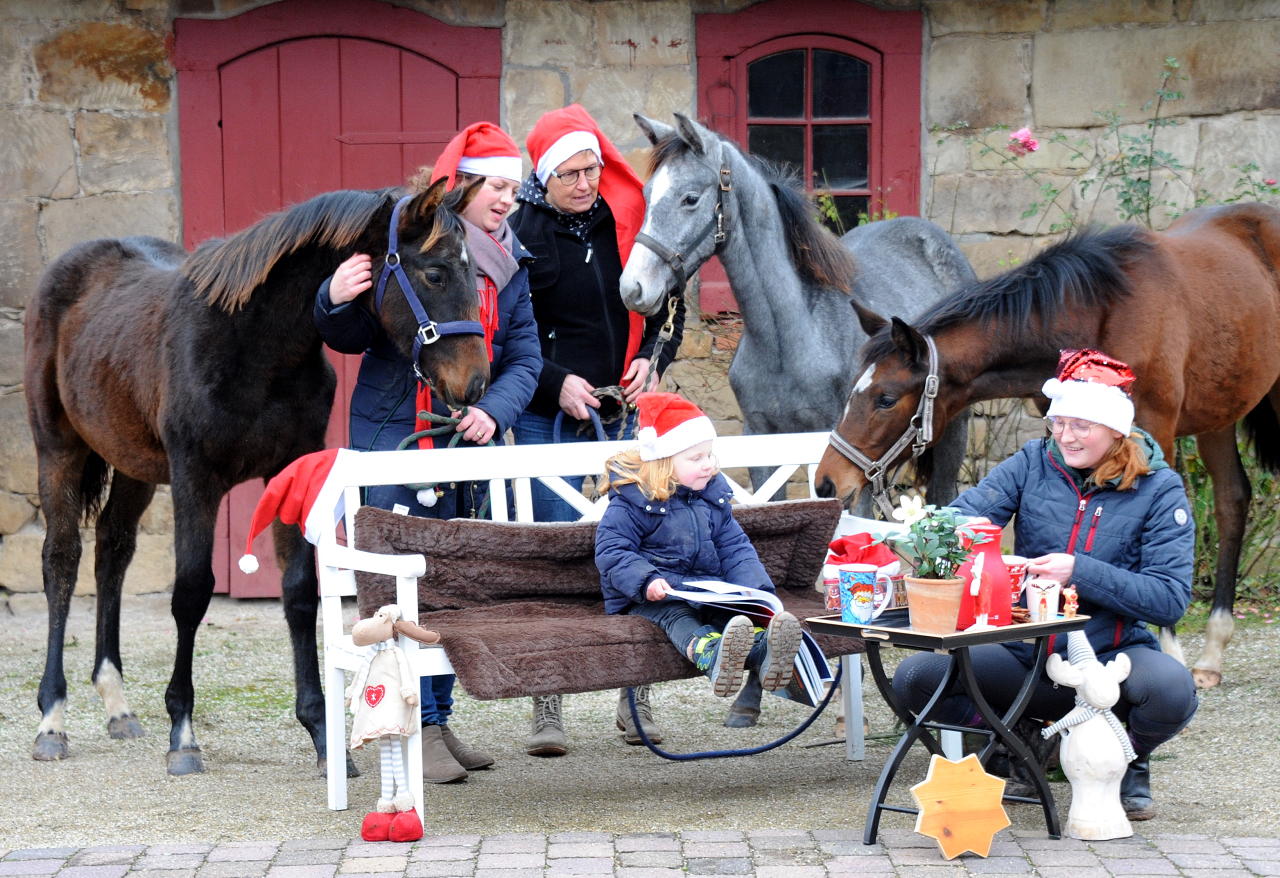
[{"xmin": 595, "ymin": 393, "xmax": 803, "ymax": 698}]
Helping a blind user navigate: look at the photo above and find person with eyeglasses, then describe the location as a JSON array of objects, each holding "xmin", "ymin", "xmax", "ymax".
[
  {"xmin": 509, "ymin": 105, "xmax": 686, "ymax": 758},
  {"xmin": 891, "ymin": 349, "xmax": 1198, "ymax": 823}
]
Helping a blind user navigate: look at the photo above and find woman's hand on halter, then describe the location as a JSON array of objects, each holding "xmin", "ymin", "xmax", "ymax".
[
  {"xmin": 621, "ymin": 357, "xmax": 655, "ymax": 403},
  {"xmin": 559, "ymin": 374, "xmax": 601, "ymax": 421},
  {"xmin": 1028, "ymin": 552, "xmax": 1075, "ymax": 584},
  {"xmin": 453, "ymin": 406, "xmax": 498, "ymax": 444},
  {"xmin": 646, "ymin": 578, "xmax": 671, "ymax": 602},
  {"xmin": 330, "ymin": 253, "xmax": 373, "ymax": 305}
]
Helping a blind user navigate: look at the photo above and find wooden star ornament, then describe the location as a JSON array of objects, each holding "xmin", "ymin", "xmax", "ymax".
[{"xmin": 910, "ymin": 753, "xmax": 1011, "ymax": 859}]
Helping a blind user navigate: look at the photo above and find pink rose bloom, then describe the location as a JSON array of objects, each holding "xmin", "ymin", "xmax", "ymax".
[
  {"xmin": 1007, "ymin": 127, "xmax": 1038, "ymax": 158},
  {"xmin": 1267, "ymin": 179, "xmax": 1277, "ymax": 186}
]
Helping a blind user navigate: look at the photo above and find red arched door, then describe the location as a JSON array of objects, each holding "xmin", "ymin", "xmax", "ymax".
[{"xmin": 175, "ymin": 0, "xmax": 501, "ymax": 596}]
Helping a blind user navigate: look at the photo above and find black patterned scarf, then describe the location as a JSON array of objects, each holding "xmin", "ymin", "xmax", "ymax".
[{"xmin": 517, "ymin": 173, "xmax": 602, "ymax": 243}]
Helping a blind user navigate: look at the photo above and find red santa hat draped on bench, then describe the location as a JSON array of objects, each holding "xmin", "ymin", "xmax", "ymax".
[
  {"xmin": 525, "ymin": 104, "xmax": 649, "ymax": 373},
  {"xmin": 238, "ymin": 448, "xmax": 355, "ymax": 574}
]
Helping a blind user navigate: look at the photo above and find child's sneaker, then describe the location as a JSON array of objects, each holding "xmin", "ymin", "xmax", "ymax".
[
  {"xmin": 758, "ymin": 611, "xmax": 803, "ymax": 692},
  {"xmin": 693, "ymin": 615, "xmax": 755, "ymax": 697}
]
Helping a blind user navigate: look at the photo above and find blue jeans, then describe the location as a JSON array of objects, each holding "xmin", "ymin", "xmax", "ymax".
[
  {"xmin": 627, "ymin": 599, "xmax": 740, "ymax": 659},
  {"xmin": 419, "ymin": 673, "xmax": 455, "ymax": 726},
  {"xmin": 511, "ymin": 409, "xmax": 637, "ymax": 522}
]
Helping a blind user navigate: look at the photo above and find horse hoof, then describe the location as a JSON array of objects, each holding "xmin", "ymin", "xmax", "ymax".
[
  {"xmin": 1192, "ymin": 667, "xmax": 1222, "ymax": 689},
  {"xmin": 108, "ymin": 713, "xmax": 146, "ymax": 740},
  {"xmin": 32, "ymin": 731, "xmax": 70, "ymax": 761},
  {"xmin": 724, "ymin": 707, "xmax": 760, "ymax": 728},
  {"xmin": 167, "ymin": 747, "xmax": 205, "ymax": 776},
  {"xmin": 315, "ymin": 754, "xmax": 361, "ymax": 779}
]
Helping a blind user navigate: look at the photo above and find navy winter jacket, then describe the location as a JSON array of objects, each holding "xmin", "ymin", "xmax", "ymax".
[
  {"xmin": 313, "ymin": 234, "xmax": 542, "ymax": 452},
  {"xmin": 952, "ymin": 432, "xmax": 1194, "ymax": 665},
  {"xmin": 595, "ymin": 473, "xmax": 774, "ymax": 615}
]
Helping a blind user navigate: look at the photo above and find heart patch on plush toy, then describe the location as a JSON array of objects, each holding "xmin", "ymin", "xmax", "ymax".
[{"xmin": 364, "ymin": 685, "xmax": 385, "ymax": 708}]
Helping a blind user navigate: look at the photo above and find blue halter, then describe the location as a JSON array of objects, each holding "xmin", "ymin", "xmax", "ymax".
[{"xmin": 374, "ymin": 195, "xmax": 484, "ymax": 383}]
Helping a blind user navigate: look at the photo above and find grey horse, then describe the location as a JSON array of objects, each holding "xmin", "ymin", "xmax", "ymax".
[{"xmin": 620, "ymin": 113, "xmax": 975, "ymax": 726}]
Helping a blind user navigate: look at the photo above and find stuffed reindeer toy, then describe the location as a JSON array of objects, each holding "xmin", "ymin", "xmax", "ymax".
[
  {"xmin": 1041, "ymin": 630, "xmax": 1135, "ymax": 840},
  {"xmin": 346, "ymin": 605, "xmax": 441, "ymax": 843}
]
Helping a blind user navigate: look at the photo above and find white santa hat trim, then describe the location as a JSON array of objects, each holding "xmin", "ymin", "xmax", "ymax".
[
  {"xmin": 457, "ymin": 155, "xmax": 524, "ymax": 183},
  {"xmin": 638, "ymin": 415, "xmax": 717, "ymax": 462},
  {"xmin": 535, "ymin": 131, "xmax": 603, "ymax": 186},
  {"xmin": 1042, "ymin": 377, "xmax": 1135, "ymax": 437}
]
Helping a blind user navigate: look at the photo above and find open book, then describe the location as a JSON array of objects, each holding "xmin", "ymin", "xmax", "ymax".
[{"xmin": 665, "ymin": 580, "xmax": 835, "ymax": 708}]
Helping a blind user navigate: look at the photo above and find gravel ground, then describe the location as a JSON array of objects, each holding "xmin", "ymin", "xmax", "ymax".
[{"xmin": 1, "ymin": 592, "xmax": 1277, "ymax": 848}]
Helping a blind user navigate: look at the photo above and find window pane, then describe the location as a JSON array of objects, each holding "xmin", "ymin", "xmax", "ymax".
[
  {"xmin": 817, "ymin": 195, "xmax": 869, "ymax": 236},
  {"xmin": 748, "ymin": 125, "xmax": 805, "ymax": 175},
  {"xmin": 813, "ymin": 50, "xmax": 870, "ymax": 118},
  {"xmin": 748, "ymin": 50, "xmax": 804, "ymax": 118},
  {"xmin": 812, "ymin": 125, "xmax": 868, "ymax": 190}
]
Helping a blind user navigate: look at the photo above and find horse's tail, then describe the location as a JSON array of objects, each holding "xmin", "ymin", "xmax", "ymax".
[
  {"xmin": 79, "ymin": 452, "xmax": 111, "ymax": 524},
  {"xmin": 1242, "ymin": 395, "xmax": 1280, "ymax": 474}
]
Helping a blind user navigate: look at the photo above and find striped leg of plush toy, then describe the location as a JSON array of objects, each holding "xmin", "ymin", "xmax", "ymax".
[
  {"xmin": 378, "ymin": 738, "xmax": 396, "ymax": 811},
  {"xmin": 390, "ymin": 736, "xmax": 414, "ymax": 810}
]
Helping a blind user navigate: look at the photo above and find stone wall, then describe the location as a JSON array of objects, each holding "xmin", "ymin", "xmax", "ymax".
[{"xmin": 0, "ymin": 0, "xmax": 179, "ymax": 595}]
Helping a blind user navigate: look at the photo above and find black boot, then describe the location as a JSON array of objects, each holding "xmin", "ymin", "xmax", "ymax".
[{"xmin": 1121, "ymin": 752, "xmax": 1156, "ymax": 821}]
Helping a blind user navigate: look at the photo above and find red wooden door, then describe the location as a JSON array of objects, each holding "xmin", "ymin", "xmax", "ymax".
[{"xmin": 174, "ymin": 0, "xmax": 502, "ymax": 597}]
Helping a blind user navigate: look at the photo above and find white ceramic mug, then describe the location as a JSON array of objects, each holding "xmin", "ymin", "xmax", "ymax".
[{"xmin": 1025, "ymin": 577, "xmax": 1061, "ymax": 622}]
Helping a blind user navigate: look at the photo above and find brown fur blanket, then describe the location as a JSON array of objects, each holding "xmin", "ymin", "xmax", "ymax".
[{"xmin": 353, "ymin": 498, "xmax": 861, "ymax": 700}]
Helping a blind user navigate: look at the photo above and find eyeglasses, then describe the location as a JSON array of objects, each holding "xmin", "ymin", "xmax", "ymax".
[
  {"xmin": 550, "ymin": 165, "xmax": 602, "ymax": 185},
  {"xmin": 1044, "ymin": 417, "xmax": 1098, "ymax": 438}
]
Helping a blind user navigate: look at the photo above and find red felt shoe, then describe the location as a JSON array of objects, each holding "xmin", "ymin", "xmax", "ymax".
[
  {"xmin": 389, "ymin": 807, "xmax": 424, "ymax": 842},
  {"xmin": 361, "ymin": 810, "xmax": 393, "ymax": 842}
]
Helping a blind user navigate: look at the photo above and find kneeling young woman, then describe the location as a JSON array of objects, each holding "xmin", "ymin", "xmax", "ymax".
[{"xmin": 892, "ymin": 349, "xmax": 1198, "ymax": 821}]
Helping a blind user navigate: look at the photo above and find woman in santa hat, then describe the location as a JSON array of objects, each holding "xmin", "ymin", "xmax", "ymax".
[
  {"xmin": 314, "ymin": 121, "xmax": 542, "ymax": 784},
  {"xmin": 892, "ymin": 350, "xmax": 1198, "ymax": 822},
  {"xmin": 507, "ymin": 104, "xmax": 686, "ymax": 758}
]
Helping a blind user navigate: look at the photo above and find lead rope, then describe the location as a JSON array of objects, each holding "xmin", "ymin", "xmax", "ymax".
[
  {"xmin": 625, "ymin": 659, "xmax": 842, "ymax": 761},
  {"xmin": 396, "ymin": 406, "xmax": 496, "ymax": 517}
]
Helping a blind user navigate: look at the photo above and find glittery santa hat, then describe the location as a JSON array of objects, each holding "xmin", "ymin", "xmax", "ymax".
[
  {"xmin": 635, "ymin": 393, "xmax": 717, "ymax": 462},
  {"xmin": 238, "ymin": 448, "xmax": 355, "ymax": 574},
  {"xmin": 1042, "ymin": 349, "xmax": 1136, "ymax": 436},
  {"xmin": 431, "ymin": 122, "xmax": 523, "ymax": 189}
]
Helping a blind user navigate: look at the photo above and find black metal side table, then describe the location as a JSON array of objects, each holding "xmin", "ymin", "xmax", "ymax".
[{"xmin": 808, "ymin": 608, "xmax": 1089, "ymax": 845}]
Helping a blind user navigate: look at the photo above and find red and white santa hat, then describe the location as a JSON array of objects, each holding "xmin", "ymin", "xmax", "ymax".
[
  {"xmin": 636, "ymin": 393, "xmax": 717, "ymax": 462},
  {"xmin": 431, "ymin": 122, "xmax": 523, "ymax": 189},
  {"xmin": 1042, "ymin": 349, "xmax": 1136, "ymax": 437},
  {"xmin": 238, "ymin": 448, "xmax": 355, "ymax": 574}
]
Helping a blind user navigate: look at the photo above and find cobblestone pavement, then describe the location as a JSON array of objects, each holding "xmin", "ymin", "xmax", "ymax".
[{"xmin": 2, "ymin": 831, "xmax": 1277, "ymax": 878}]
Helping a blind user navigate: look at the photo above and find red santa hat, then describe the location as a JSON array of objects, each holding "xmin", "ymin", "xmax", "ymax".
[
  {"xmin": 1042, "ymin": 349, "xmax": 1136, "ymax": 437},
  {"xmin": 526, "ymin": 104, "xmax": 648, "ymax": 370},
  {"xmin": 635, "ymin": 393, "xmax": 717, "ymax": 462},
  {"xmin": 238, "ymin": 448, "xmax": 355, "ymax": 574},
  {"xmin": 431, "ymin": 122, "xmax": 523, "ymax": 189}
]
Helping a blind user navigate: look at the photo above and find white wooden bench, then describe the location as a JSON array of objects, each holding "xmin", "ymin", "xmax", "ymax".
[{"xmin": 314, "ymin": 431, "xmax": 868, "ymax": 813}]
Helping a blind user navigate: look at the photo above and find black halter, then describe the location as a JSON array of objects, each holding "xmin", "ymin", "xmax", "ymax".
[
  {"xmin": 826, "ymin": 335, "xmax": 941, "ymax": 519},
  {"xmin": 374, "ymin": 195, "xmax": 484, "ymax": 384},
  {"xmin": 633, "ymin": 163, "xmax": 732, "ymax": 292}
]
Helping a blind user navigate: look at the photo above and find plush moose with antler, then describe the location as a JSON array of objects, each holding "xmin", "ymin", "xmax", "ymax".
[
  {"xmin": 346, "ymin": 605, "xmax": 441, "ymax": 843},
  {"xmin": 1042, "ymin": 630, "xmax": 1135, "ymax": 840}
]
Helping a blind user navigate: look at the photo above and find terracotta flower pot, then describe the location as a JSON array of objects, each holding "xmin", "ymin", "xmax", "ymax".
[{"xmin": 905, "ymin": 577, "xmax": 966, "ymax": 635}]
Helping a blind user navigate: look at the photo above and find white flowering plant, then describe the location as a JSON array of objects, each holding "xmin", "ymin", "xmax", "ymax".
[{"xmin": 876, "ymin": 495, "xmax": 990, "ymax": 580}]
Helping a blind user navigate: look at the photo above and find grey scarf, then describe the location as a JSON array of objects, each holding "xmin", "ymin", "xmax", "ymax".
[{"xmin": 462, "ymin": 217, "xmax": 519, "ymax": 293}]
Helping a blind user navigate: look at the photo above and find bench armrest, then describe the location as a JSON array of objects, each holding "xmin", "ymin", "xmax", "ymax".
[{"xmin": 317, "ymin": 542, "xmax": 427, "ymax": 578}]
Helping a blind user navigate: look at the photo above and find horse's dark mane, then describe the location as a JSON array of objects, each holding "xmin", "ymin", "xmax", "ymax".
[
  {"xmin": 184, "ymin": 189, "xmax": 392, "ymax": 312},
  {"xmin": 863, "ymin": 224, "xmax": 1153, "ymax": 361},
  {"xmin": 648, "ymin": 131, "xmax": 855, "ymax": 295}
]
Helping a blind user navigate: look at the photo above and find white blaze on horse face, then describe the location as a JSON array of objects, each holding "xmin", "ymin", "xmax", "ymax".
[
  {"xmin": 854, "ymin": 364, "xmax": 876, "ymax": 394},
  {"xmin": 641, "ymin": 166, "xmax": 672, "ymax": 236}
]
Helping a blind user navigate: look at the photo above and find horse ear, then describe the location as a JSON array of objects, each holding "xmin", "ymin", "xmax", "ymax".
[
  {"xmin": 402, "ymin": 177, "xmax": 449, "ymax": 229},
  {"xmin": 634, "ymin": 114, "xmax": 674, "ymax": 146},
  {"xmin": 452, "ymin": 177, "xmax": 486, "ymax": 215},
  {"xmin": 852, "ymin": 300, "xmax": 888, "ymax": 337},
  {"xmin": 673, "ymin": 112, "xmax": 707, "ymax": 156},
  {"xmin": 890, "ymin": 317, "xmax": 926, "ymax": 364}
]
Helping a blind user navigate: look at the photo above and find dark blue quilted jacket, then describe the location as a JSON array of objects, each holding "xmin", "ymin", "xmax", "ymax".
[
  {"xmin": 595, "ymin": 473, "xmax": 774, "ymax": 615},
  {"xmin": 952, "ymin": 432, "xmax": 1193, "ymax": 665}
]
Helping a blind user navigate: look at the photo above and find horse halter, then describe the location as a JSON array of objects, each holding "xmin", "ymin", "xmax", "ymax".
[
  {"xmin": 826, "ymin": 335, "xmax": 941, "ymax": 520},
  {"xmin": 374, "ymin": 194, "xmax": 484, "ymax": 384},
  {"xmin": 633, "ymin": 163, "xmax": 732, "ymax": 292}
]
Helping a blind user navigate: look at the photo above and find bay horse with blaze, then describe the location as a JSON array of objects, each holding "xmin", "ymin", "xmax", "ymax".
[
  {"xmin": 815, "ymin": 203, "xmax": 1280, "ymax": 689},
  {"xmin": 25, "ymin": 179, "xmax": 488, "ymax": 774}
]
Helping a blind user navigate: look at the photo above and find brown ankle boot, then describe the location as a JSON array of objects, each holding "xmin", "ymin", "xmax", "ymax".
[
  {"xmin": 439, "ymin": 724, "xmax": 494, "ymax": 770},
  {"xmin": 421, "ymin": 724, "xmax": 468, "ymax": 783}
]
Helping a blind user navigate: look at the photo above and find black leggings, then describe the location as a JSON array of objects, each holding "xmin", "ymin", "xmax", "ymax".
[{"xmin": 891, "ymin": 644, "xmax": 1198, "ymax": 755}]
